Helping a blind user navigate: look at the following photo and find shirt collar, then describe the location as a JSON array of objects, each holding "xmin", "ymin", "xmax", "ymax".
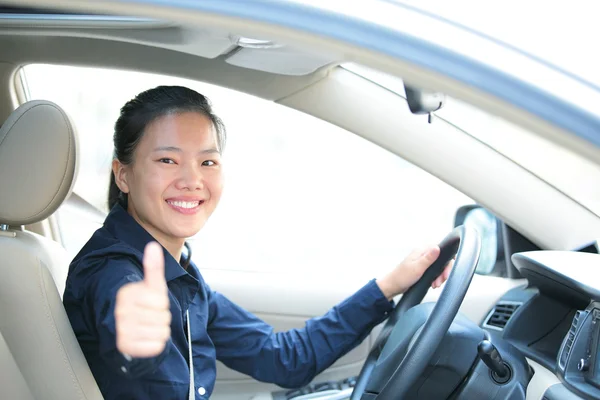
[{"xmin": 104, "ymin": 203, "xmax": 190, "ymax": 283}]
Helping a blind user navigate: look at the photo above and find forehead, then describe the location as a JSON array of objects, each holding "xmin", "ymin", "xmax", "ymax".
[{"xmin": 142, "ymin": 111, "xmax": 217, "ymax": 147}]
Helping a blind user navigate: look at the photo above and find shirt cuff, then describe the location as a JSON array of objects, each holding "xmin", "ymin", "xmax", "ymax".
[
  {"xmin": 336, "ymin": 279, "xmax": 394, "ymax": 334},
  {"xmin": 362, "ymin": 278, "xmax": 395, "ymax": 315}
]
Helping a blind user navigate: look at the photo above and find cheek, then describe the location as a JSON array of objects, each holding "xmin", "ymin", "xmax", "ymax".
[
  {"xmin": 208, "ymin": 173, "xmax": 224, "ymax": 202},
  {"xmin": 132, "ymin": 165, "xmax": 173, "ymax": 201}
]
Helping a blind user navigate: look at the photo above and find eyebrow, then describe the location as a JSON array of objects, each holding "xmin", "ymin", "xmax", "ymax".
[{"xmin": 153, "ymin": 146, "xmax": 220, "ymax": 154}]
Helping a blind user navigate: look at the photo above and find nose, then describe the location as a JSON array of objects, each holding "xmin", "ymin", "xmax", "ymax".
[{"xmin": 175, "ymin": 161, "xmax": 204, "ymax": 191}]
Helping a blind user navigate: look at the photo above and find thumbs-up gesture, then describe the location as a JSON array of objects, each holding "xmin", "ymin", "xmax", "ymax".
[{"xmin": 115, "ymin": 242, "xmax": 172, "ymax": 358}]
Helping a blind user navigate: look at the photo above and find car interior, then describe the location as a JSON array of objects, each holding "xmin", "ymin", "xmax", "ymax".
[{"xmin": 0, "ymin": 3, "xmax": 600, "ymax": 400}]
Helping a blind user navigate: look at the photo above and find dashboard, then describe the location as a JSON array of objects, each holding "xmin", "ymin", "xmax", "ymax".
[{"xmin": 486, "ymin": 251, "xmax": 600, "ymax": 400}]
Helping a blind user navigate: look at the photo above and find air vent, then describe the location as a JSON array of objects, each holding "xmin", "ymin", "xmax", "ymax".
[
  {"xmin": 559, "ymin": 310, "xmax": 587, "ymax": 369},
  {"xmin": 483, "ymin": 301, "xmax": 522, "ymax": 331},
  {"xmin": 570, "ymin": 311, "xmax": 583, "ymax": 334}
]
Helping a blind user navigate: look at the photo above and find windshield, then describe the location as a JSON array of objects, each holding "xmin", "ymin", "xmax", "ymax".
[{"xmin": 345, "ymin": 63, "xmax": 600, "ymax": 217}]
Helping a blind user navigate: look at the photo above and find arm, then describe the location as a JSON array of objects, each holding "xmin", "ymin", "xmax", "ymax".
[{"xmin": 207, "ymin": 279, "xmax": 392, "ymax": 389}]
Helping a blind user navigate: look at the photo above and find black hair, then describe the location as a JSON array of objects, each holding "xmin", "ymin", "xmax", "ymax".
[{"xmin": 108, "ymin": 85, "xmax": 225, "ymax": 268}]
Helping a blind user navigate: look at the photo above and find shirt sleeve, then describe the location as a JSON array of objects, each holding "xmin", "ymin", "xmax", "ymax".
[
  {"xmin": 207, "ymin": 279, "xmax": 393, "ymax": 388},
  {"xmin": 76, "ymin": 256, "xmax": 171, "ymax": 379}
]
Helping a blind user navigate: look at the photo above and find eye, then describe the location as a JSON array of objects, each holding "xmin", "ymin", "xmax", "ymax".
[
  {"xmin": 158, "ymin": 158, "xmax": 176, "ymax": 164},
  {"xmin": 202, "ymin": 160, "xmax": 217, "ymax": 166}
]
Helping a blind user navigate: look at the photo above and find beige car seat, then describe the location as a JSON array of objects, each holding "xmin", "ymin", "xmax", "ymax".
[{"xmin": 0, "ymin": 100, "xmax": 103, "ymax": 400}]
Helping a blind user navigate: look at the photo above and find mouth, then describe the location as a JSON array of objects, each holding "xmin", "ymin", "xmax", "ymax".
[{"xmin": 165, "ymin": 199, "xmax": 204, "ymax": 214}]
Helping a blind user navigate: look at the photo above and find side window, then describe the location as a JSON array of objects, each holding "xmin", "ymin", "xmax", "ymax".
[{"xmin": 22, "ymin": 64, "xmax": 473, "ymax": 279}]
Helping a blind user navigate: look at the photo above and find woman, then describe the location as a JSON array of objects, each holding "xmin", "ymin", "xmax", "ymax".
[{"xmin": 63, "ymin": 86, "xmax": 451, "ymax": 400}]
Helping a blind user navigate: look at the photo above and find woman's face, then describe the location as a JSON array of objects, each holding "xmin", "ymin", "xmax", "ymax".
[{"xmin": 114, "ymin": 111, "xmax": 223, "ymax": 251}]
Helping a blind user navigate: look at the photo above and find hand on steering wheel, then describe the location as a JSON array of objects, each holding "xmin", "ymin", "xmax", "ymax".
[
  {"xmin": 351, "ymin": 226, "xmax": 481, "ymax": 400},
  {"xmin": 376, "ymin": 246, "xmax": 453, "ymax": 301}
]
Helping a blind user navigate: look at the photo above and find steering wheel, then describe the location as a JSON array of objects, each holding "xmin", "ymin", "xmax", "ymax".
[{"xmin": 350, "ymin": 225, "xmax": 481, "ymax": 400}]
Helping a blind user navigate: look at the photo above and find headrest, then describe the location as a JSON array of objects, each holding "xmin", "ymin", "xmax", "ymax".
[{"xmin": 0, "ymin": 100, "xmax": 77, "ymax": 226}]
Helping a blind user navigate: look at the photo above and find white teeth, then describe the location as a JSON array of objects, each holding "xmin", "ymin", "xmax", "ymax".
[{"xmin": 167, "ymin": 200, "xmax": 200, "ymax": 209}]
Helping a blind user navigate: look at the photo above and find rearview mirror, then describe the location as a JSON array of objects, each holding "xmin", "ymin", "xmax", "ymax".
[{"xmin": 404, "ymin": 83, "xmax": 446, "ymax": 116}]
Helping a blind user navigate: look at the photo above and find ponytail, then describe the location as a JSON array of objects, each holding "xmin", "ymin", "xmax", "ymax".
[{"xmin": 182, "ymin": 242, "xmax": 192, "ymax": 269}]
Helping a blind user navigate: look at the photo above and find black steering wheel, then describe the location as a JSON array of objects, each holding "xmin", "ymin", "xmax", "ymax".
[{"xmin": 350, "ymin": 225, "xmax": 481, "ymax": 400}]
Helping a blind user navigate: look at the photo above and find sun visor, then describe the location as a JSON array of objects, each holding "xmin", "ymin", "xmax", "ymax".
[{"xmin": 225, "ymin": 45, "xmax": 336, "ymax": 76}]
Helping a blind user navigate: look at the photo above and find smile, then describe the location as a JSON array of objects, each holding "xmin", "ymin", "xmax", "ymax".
[
  {"xmin": 166, "ymin": 199, "xmax": 204, "ymax": 214},
  {"xmin": 167, "ymin": 200, "xmax": 201, "ymax": 208}
]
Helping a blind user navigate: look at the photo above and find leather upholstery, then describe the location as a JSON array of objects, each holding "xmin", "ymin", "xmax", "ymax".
[
  {"xmin": 0, "ymin": 100, "xmax": 77, "ymax": 226},
  {"xmin": 0, "ymin": 101, "xmax": 103, "ymax": 399}
]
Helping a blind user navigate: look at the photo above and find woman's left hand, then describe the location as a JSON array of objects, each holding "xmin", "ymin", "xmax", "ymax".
[{"xmin": 376, "ymin": 245, "xmax": 452, "ymax": 301}]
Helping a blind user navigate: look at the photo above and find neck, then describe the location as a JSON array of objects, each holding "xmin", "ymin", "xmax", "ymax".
[
  {"xmin": 160, "ymin": 239, "xmax": 185, "ymax": 263},
  {"xmin": 127, "ymin": 206, "xmax": 185, "ymax": 264}
]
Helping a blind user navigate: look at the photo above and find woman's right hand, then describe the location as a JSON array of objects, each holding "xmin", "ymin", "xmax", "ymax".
[{"xmin": 115, "ymin": 241, "xmax": 172, "ymax": 358}]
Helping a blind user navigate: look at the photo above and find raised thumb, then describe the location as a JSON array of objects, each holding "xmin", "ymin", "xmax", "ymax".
[{"xmin": 142, "ymin": 241, "xmax": 166, "ymax": 291}]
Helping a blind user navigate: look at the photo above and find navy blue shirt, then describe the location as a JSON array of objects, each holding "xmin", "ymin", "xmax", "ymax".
[{"xmin": 63, "ymin": 204, "xmax": 394, "ymax": 399}]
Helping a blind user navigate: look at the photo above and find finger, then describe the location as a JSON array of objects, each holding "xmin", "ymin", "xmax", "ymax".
[
  {"xmin": 117, "ymin": 339, "xmax": 168, "ymax": 358},
  {"xmin": 143, "ymin": 241, "xmax": 167, "ymax": 292},
  {"xmin": 431, "ymin": 262, "xmax": 453, "ymax": 288},
  {"xmin": 443, "ymin": 262, "xmax": 453, "ymax": 280},
  {"xmin": 119, "ymin": 308, "xmax": 172, "ymax": 327},
  {"xmin": 117, "ymin": 323, "xmax": 171, "ymax": 342},
  {"xmin": 117, "ymin": 283, "xmax": 170, "ymax": 310},
  {"xmin": 420, "ymin": 245, "xmax": 440, "ymax": 266},
  {"xmin": 411, "ymin": 247, "xmax": 427, "ymax": 259},
  {"xmin": 427, "ymin": 244, "xmax": 440, "ymax": 259},
  {"xmin": 132, "ymin": 290, "xmax": 170, "ymax": 310}
]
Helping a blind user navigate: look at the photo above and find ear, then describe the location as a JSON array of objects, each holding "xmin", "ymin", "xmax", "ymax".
[{"xmin": 112, "ymin": 159, "xmax": 131, "ymax": 194}]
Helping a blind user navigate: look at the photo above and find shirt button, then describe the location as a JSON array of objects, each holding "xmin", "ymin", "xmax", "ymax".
[
  {"xmin": 120, "ymin": 366, "xmax": 127, "ymax": 374},
  {"xmin": 198, "ymin": 387, "xmax": 206, "ymax": 396}
]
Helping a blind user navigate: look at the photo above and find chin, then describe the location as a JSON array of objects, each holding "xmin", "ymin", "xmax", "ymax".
[{"xmin": 169, "ymin": 222, "xmax": 205, "ymax": 239}]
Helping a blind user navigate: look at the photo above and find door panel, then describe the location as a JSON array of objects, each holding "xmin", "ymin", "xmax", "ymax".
[{"xmin": 204, "ymin": 269, "xmax": 525, "ymax": 399}]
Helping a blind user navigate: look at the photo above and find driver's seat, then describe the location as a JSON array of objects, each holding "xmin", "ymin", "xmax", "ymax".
[{"xmin": 0, "ymin": 100, "xmax": 103, "ymax": 399}]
